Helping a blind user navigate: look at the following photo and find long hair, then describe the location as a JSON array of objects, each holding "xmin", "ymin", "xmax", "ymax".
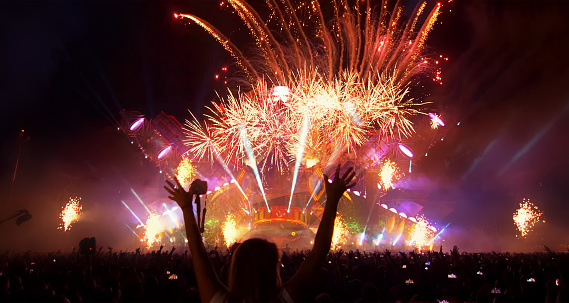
[{"xmin": 228, "ymin": 238, "xmax": 281, "ymax": 302}]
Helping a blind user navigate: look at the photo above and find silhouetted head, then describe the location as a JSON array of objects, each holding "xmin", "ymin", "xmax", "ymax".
[{"xmin": 228, "ymin": 238, "xmax": 281, "ymax": 302}]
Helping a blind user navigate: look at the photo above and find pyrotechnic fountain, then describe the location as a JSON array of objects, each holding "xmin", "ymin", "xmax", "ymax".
[{"xmin": 120, "ymin": 0, "xmax": 450, "ymax": 250}]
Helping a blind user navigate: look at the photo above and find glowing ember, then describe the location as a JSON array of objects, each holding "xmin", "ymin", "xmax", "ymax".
[
  {"xmin": 332, "ymin": 215, "xmax": 349, "ymax": 249},
  {"xmin": 221, "ymin": 213, "xmax": 239, "ymax": 248},
  {"xmin": 143, "ymin": 213, "xmax": 163, "ymax": 248},
  {"xmin": 176, "ymin": 157, "xmax": 195, "ymax": 189},
  {"xmin": 379, "ymin": 159, "xmax": 400, "ymax": 190},
  {"xmin": 409, "ymin": 215, "xmax": 436, "ymax": 251},
  {"xmin": 59, "ymin": 197, "xmax": 82, "ymax": 231},
  {"xmin": 513, "ymin": 199, "xmax": 543, "ymax": 238}
]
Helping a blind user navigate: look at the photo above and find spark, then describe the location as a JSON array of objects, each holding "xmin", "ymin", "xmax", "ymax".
[
  {"xmin": 221, "ymin": 213, "xmax": 239, "ymax": 248},
  {"xmin": 379, "ymin": 159, "xmax": 400, "ymax": 190},
  {"xmin": 175, "ymin": 157, "xmax": 195, "ymax": 190},
  {"xmin": 513, "ymin": 199, "xmax": 543, "ymax": 238},
  {"xmin": 143, "ymin": 213, "xmax": 163, "ymax": 248},
  {"xmin": 409, "ymin": 215, "xmax": 437, "ymax": 251},
  {"xmin": 332, "ymin": 214, "xmax": 348, "ymax": 249},
  {"xmin": 59, "ymin": 197, "xmax": 82, "ymax": 231}
]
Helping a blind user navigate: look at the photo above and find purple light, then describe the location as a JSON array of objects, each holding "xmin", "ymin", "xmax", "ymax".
[
  {"xmin": 398, "ymin": 144, "xmax": 414, "ymax": 158},
  {"xmin": 428, "ymin": 113, "xmax": 445, "ymax": 127},
  {"xmin": 129, "ymin": 118, "xmax": 145, "ymax": 131},
  {"xmin": 157, "ymin": 146, "xmax": 172, "ymax": 159}
]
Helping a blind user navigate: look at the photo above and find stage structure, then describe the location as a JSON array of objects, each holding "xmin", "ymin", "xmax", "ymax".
[
  {"xmin": 119, "ymin": 0, "xmax": 453, "ymax": 250},
  {"xmin": 120, "ymin": 106, "xmax": 450, "ymax": 251}
]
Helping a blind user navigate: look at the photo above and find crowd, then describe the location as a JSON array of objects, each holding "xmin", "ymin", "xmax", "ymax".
[
  {"xmin": 1, "ymin": 171, "xmax": 566, "ymax": 302},
  {"xmin": 0, "ymin": 246, "xmax": 567, "ymax": 302}
]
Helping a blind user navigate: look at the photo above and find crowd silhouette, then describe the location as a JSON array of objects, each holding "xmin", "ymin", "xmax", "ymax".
[
  {"xmin": 1, "ymin": 247, "xmax": 568, "ymax": 302},
  {"xmin": 1, "ymin": 166, "xmax": 567, "ymax": 302}
]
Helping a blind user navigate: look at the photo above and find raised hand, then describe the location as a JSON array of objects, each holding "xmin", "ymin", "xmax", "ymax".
[
  {"xmin": 322, "ymin": 164, "xmax": 356, "ymax": 205},
  {"xmin": 164, "ymin": 178, "xmax": 192, "ymax": 210}
]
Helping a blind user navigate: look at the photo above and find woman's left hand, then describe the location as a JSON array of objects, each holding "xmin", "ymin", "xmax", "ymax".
[{"xmin": 164, "ymin": 179, "xmax": 192, "ymax": 210}]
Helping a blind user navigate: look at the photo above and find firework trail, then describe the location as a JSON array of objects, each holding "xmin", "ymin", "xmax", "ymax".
[
  {"xmin": 59, "ymin": 197, "xmax": 82, "ymax": 232},
  {"xmin": 178, "ymin": 0, "xmax": 441, "ymax": 172},
  {"xmin": 513, "ymin": 198, "xmax": 543, "ymax": 238}
]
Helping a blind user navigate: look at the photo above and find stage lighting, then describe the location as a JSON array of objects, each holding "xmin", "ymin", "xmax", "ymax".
[
  {"xmin": 157, "ymin": 146, "xmax": 172, "ymax": 159},
  {"xmin": 129, "ymin": 117, "xmax": 145, "ymax": 131},
  {"xmin": 398, "ymin": 144, "xmax": 414, "ymax": 158}
]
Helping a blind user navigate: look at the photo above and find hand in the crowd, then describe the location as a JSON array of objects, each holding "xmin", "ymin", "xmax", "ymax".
[
  {"xmin": 323, "ymin": 164, "xmax": 356, "ymax": 205},
  {"xmin": 164, "ymin": 178, "xmax": 192, "ymax": 210}
]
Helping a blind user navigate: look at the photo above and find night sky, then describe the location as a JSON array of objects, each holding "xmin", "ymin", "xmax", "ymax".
[{"xmin": 1, "ymin": 0, "xmax": 568, "ymax": 252}]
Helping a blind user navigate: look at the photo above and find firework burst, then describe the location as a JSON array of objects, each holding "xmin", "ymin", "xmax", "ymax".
[
  {"xmin": 513, "ymin": 199, "xmax": 543, "ymax": 238},
  {"xmin": 142, "ymin": 213, "xmax": 163, "ymax": 248},
  {"xmin": 178, "ymin": 0, "xmax": 441, "ymax": 172},
  {"xmin": 176, "ymin": 157, "xmax": 196, "ymax": 189},
  {"xmin": 409, "ymin": 215, "xmax": 436, "ymax": 251},
  {"xmin": 221, "ymin": 213, "xmax": 240, "ymax": 248},
  {"xmin": 59, "ymin": 197, "xmax": 82, "ymax": 231},
  {"xmin": 379, "ymin": 159, "xmax": 401, "ymax": 190}
]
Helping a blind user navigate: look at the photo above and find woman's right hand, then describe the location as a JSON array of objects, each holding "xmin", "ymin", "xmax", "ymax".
[{"xmin": 323, "ymin": 164, "xmax": 356, "ymax": 206}]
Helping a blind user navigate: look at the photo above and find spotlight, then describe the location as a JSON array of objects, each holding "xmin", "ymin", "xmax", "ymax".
[
  {"xmin": 398, "ymin": 144, "xmax": 414, "ymax": 158},
  {"xmin": 129, "ymin": 118, "xmax": 145, "ymax": 131}
]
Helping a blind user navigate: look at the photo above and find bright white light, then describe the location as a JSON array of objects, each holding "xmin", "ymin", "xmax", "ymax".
[
  {"xmin": 130, "ymin": 118, "xmax": 145, "ymax": 131},
  {"xmin": 398, "ymin": 144, "xmax": 414, "ymax": 158},
  {"xmin": 270, "ymin": 86, "xmax": 291, "ymax": 103},
  {"xmin": 157, "ymin": 146, "xmax": 172, "ymax": 159}
]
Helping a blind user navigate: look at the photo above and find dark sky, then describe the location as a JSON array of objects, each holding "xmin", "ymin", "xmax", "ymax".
[{"xmin": 1, "ymin": 0, "xmax": 568, "ymax": 252}]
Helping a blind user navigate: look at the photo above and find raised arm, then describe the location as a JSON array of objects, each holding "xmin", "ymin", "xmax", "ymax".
[
  {"xmin": 285, "ymin": 164, "xmax": 355, "ymax": 301},
  {"xmin": 164, "ymin": 179, "xmax": 224, "ymax": 303}
]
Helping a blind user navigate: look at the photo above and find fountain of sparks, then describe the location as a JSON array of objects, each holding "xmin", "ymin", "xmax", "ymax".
[
  {"xmin": 59, "ymin": 197, "xmax": 82, "ymax": 232},
  {"xmin": 513, "ymin": 199, "xmax": 543, "ymax": 238}
]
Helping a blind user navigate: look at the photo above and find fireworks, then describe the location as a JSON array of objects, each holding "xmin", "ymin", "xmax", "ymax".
[
  {"xmin": 409, "ymin": 215, "xmax": 436, "ymax": 251},
  {"xmin": 142, "ymin": 213, "xmax": 163, "ymax": 248},
  {"xmin": 379, "ymin": 159, "xmax": 400, "ymax": 190},
  {"xmin": 221, "ymin": 213, "xmax": 239, "ymax": 248},
  {"xmin": 178, "ymin": 0, "xmax": 442, "ymax": 172},
  {"xmin": 513, "ymin": 199, "xmax": 543, "ymax": 238},
  {"xmin": 332, "ymin": 215, "xmax": 349, "ymax": 249},
  {"xmin": 176, "ymin": 157, "xmax": 196, "ymax": 189},
  {"xmin": 59, "ymin": 197, "xmax": 82, "ymax": 231}
]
